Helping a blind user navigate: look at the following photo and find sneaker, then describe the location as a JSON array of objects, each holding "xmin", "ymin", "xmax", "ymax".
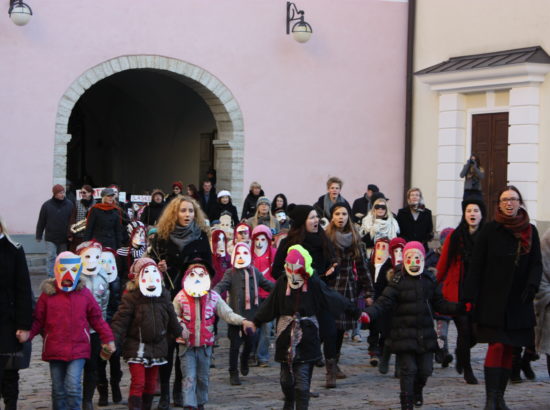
[
  {"xmin": 258, "ymin": 361, "xmax": 269, "ymax": 368},
  {"xmin": 352, "ymin": 334, "xmax": 362, "ymax": 343}
]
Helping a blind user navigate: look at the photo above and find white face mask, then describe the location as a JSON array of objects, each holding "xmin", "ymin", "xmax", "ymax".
[
  {"xmin": 393, "ymin": 248, "xmax": 403, "ymax": 265},
  {"xmin": 139, "ymin": 265, "xmax": 162, "ymax": 297},
  {"xmin": 100, "ymin": 251, "xmax": 118, "ymax": 283},
  {"xmin": 219, "ymin": 214, "xmax": 233, "ymax": 232},
  {"xmin": 132, "ymin": 228, "xmax": 146, "ymax": 248},
  {"xmin": 275, "ymin": 211, "xmax": 287, "ymax": 223},
  {"xmin": 285, "ymin": 263, "xmax": 305, "ymax": 289},
  {"xmin": 233, "ymin": 245, "xmax": 251, "ymax": 269},
  {"xmin": 216, "ymin": 233, "xmax": 226, "ymax": 257},
  {"xmin": 81, "ymin": 246, "xmax": 102, "ymax": 276},
  {"xmin": 183, "ymin": 265, "xmax": 211, "ymax": 297},
  {"xmin": 374, "ymin": 241, "xmax": 389, "ymax": 265},
  {"xmin": 404, "ymin": 249, "xmax": 425, "ymax": 276},
  {"xmin": 254, "ymin": 234, "xmax": 268, "ymax": 257}
]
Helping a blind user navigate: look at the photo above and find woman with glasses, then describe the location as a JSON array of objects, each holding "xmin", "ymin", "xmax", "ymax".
[
  {"xmin": 464, "ymin": 185, "xmax": 542, "ymax": 409},
  {"xmin": 359, "ymin": 193, "xmax": 399, "ymax": 255}
]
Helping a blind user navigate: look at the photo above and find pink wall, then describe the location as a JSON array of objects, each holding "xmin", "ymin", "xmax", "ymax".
[{"xmin": 0, "ymin": 0, "xmax": 408, "ymax": 234}]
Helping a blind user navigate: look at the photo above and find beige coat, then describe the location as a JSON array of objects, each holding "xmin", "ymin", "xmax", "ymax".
[{"xmin": 535, "ymin": 228, "xmax": 550, "ymax": 355}]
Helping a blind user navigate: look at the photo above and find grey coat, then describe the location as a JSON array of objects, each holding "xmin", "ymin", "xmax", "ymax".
[
  {"xmin": 81, "ymin": 272, "xmax": 110, "ymax": 333},
  {"xmin": 214, "ymin": 267, "xmax": 275, "ymax": 320},
  {"xmin": 460, "ymin": 162, "xmax": 485, "ymax": 191},
  {"xmin": 535, "ymin": 229, "xmax": 550, "ymax": 355}
]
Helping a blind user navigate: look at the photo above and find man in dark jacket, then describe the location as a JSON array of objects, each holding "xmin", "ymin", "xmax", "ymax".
[
  {"xmin": 198, "ymin": 180, "xmax": 217, "ymax": 222},
  {"xmin": 35, "ymin": 184, "xmax": 74, "ymax": 277},
  {"xmin": 352, "ymin": 184, "xmax": 379, "ymax": 224}
]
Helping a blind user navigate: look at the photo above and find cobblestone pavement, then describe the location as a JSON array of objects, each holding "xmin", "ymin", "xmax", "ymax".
[{"xmin": 12, "ymin": 273, "xmax": 550, "ymax": 409}]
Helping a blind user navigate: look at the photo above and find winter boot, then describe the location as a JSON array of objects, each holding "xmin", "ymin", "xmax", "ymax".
[
  {"xmin": 520, "ymin": 349, "xmax": 538, "ymax": 380},
  {"xmin": 97, "ymin": 383, "xmax": 109, "ymax": 407},
  {"xmin": 335, "ymin": 354, "xmax": 346, "ymax": 379},
  {"xmin": 510, "ymin": 348, "xmax": 523, "ymax": 383},
  {"xmin": 128, "ymin": 395, "xmax": 142, "ymax": 410},
  {"xmin": 399, "ymin": 392, "xmax": 414, "ymax": 410},
  {"xmin": 142, "ymin": 393, "xmax": 155, "ymax": 410},
  {"xmin": 111, "ymin": 380, "xmax": 123, "ymax": 404},
  {"xmin": 379, "ymin": 346, "xmax": 391, "ymax": 375},
  {"xmin": 157, "ymin": 383, "xmax": 170, "ymax": 410},
  {"xmin": 325, "ymin": 358, "xmax": 337, "ymax": 388},
  {"xmin": 458, "ymin": 348, "xmax": 478, "ymax": 384},
  {"xmin": 413, "ymin": 378, "xmax": 425, "ymax": 408},
  {"xmin": 496, "ymin": 368, "xmax": 511, "ymax": 410},
  {"xmin": 240, "ymin": 353, "xmax": 250, "ymax": 376},
  {"xmin": 229, "ymin": 371, "xmax": 241, "ymax": 386},
  {"xmin": 172, "ymin": 377, "xmax": 183, "ymax": 407},
  {"xmin": 483, "ymin": 367, "xmax": 500, "ymax": 410}
]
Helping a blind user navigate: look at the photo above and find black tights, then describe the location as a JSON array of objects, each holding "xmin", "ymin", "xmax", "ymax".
[
  {"xmin": 335, "ymin": 329, "xmax": 346, "ymax": 358},
  {"xmin": 453, "ymin": 314, "xmax": 474, "ymax": 370}
]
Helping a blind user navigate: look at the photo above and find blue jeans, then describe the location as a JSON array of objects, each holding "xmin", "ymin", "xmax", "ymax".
[
  {"xmin": 49, "ymin": 359, "xmax": 86, "ymax": 410},
  {"xmin": 46, "ymin": 242, "xmax": 68, "ymax": 278},
  {"xmin": 179, "ymin": 346, "xmax": 212, "ymax": 408},
  {"xmin": 257, "ymin": 320, "xmax": 273, "ymax": 363}
]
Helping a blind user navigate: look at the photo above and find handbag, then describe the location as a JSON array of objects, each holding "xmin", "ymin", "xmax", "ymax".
[{"xmin": 4, "ymin": 341, "xmax": 32, "ymax": 370}]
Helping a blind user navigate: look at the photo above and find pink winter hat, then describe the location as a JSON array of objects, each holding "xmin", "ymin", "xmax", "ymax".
[
  {"xmin": 129, "ymin": 257, "xmax": 158, "ymax": 280},
  {"xmin": 252, "ymin": 224, "xmax": 272, "ymax": 241},
  {"xmin": 403, "ymin": 241, "xmax": 426, "ymax": 258}
]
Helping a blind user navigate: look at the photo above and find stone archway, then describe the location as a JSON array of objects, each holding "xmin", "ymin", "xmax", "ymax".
[{"xmin": 54, "ymin": 55, "xmax": 245, "ymax": 206}]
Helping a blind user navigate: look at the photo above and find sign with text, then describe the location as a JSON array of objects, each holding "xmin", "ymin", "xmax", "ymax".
[{"xmin": 130, "ymin": 195, "xmax": 151, "ymax": 203}]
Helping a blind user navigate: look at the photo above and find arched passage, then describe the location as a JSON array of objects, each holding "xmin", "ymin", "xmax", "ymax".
[{"xmin": 54, "ymin": 55, "xmax": 244, "ymax": 205}]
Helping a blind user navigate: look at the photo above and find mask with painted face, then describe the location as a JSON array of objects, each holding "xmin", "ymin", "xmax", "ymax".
[
  {"xmin": 100, "ymin": 249, "xmax": 118, "ymax": 283},
  {"xmin": 219, "ymin": 213, "xmax": 233, "ymax": 233},
  {"xmin": 76, "ymin": 241, "xmax": 103, "ymax": 276},
  {"xmin": 127, "ymin": 221, "xmax": 146, "ymax": 249},
  {"xmin": 182, "ymin": 264, "xmax": 211, "ymax": 297},
  {"xmin": 54, "ymin": 251, "xmax": 82, "ymax": 292},
  {"xmin": 211, "ymin": 230, "xmax": 227, "ymax": 257},
  {"xmin": 389, "ymin": 237, "xmax": 406, "ymax": 268},
  {"xmin": 373, "ymin": 238, "xmax": 390, "ymax": 265},
  {"xmin": 139, "ymin": 264, "xmax": 163, "ymax": 297},
  {"xmin": 403, "ymin": 241, "xmax": 425, "ymax": 277},
  {"xmin": 275, "ymin": 211, "xmax": 287, "ymax": 224},
  {"xmin": 232, "ymin": 242, "xmax": 252, "ymax": 269},
  {"xmin": 284, "ymin": 245, "xmax": 314, "ymax": 292},
  {"xmin": 254, "ymin": 234, "xmax": 269, "ymax": 257}
]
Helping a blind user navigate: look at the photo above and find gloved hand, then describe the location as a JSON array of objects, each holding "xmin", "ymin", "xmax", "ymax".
[
  {"xmin": 359, "ymin": 312, "xmax": 371, "ymax": 324},
  {"xmin": 521, "ymin": 285, "xmax": 537, "ymax": 304},
  {"xmin": 465, "ymin": 302, "xmax": 472, "ymax": 312}
]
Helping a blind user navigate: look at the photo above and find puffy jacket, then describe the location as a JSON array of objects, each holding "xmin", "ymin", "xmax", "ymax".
[
  {"xmin": 110, "ymin": 283, "xmax": 182, "ymax": 361},
  {"xmin": 29, "ymin": 279, "xmax": 114, "ymax": 362},
  {"xmin": 81, "ymin": 272, "xmax": 110, "ymax": 332},
  {"xmin": 365, "ymin": 269, "xmax": 462, "ymax": 354}
]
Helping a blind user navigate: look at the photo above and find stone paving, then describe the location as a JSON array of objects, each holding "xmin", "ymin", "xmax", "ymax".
[{"xmin": 11, "ymin": 272, "xmax": 550, "ymax": 409}]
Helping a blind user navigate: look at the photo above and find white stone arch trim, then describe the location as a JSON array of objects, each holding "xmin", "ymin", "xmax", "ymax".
[{"xmin": 54, "ymin": 55, "xmax": 245, "ymax": 207}]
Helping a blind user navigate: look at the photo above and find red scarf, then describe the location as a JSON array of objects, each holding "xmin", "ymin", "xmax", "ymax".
[
  {"xmin": 494, "ymin": 207, "xmax": 532, "ymax": 255},
  {"xmin": 87, "ymin": 203, "xmax": 123, "ymax": 223}
]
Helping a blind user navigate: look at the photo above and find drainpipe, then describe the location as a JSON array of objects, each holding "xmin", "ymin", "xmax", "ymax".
[{"xmin": 403, "ymin": 0, "xmax": 416, "ymax": 204}]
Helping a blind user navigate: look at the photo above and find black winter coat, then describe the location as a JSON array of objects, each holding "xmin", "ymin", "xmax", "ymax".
[
  {"xmin": 84, "ymin": 206, "xmax": 123, "ymax": 249},
  {"xmin": 241, "ymin": 189, "xmax": 265, "ymax": 220},
  {"xmin": 351, "ymin": 195, "xmax": 371, "ymax": 223},
  {"xmin": 149, "ymin": 231, "xmax": 212, "ymax": 297},
  {"xmin": 211, "ymin": 202, "xmax": 239, "ymax": 226},
  {"xmin": 0, "ymin": 236, "xmax": 33, "ymax": 354},
  {"xmin": 198, "ymin": 189, "xmax": 218, "ymax": 221},
  {"xmin": 35, "ymin": 198, "xmax": 73, "ymax": 244},
  {"xmin": 396, "ymin": 207, "xmax": 434, "ymax": 250},
  {"xmin": 463, "ymin": 221, "xmax": 542, "ymax": 337},
  {"xmin": 140, "ymin": 201, "xmax": 165, "ymax": 227},
  {"xmin": 110, "ymin": 286, "xmax": 182, "ymax": 361},
  {"xmin": 254, "ymin": 275, "xmax": 357, "ymax": 363},
  {"xmin": 365, "ymin": 269, "xmax": 462, "ymax": 354}
]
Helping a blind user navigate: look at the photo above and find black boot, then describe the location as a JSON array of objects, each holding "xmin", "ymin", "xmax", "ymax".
[
  {"xmin": 325, "ymin": 358, "xmax": 337, "ymax": 388},
  {"xmin": 510, "ymin": 348, "xmax": 523, "ymax": 383},
  {"xmin": 520, "ymin": 350, "xmax": 538, "ymax": 380},
  {"xmin": 240, "ymin": 353, "xmax": 249, "ymax": 376},
  {"xmin": 111, "ymin": 380, "xmax": 123, "ymax": 404},
  {"xmin": 128, "ymin": 395, "xmax": 142, "ymax": 410},
  {"xmin": 379, "ymin": 346, "xmax": 391, "ymax": 375},
  {"xmin": 399, "ymin": 392, "xmax": 414, "ymax": 410},
  {"xmin": 455, "ymin": 349, "xmax": 463, "ymax": 375},
  {"xmin": 82, "ymin": 400, "xmax": 94, "ymax": 410},
  {"xmin": 413, "ymin": 378, "xmax": 425, "ymax": 408},
  {"xmin": 459, "ymin": 346, "xmax": 478, "ymax": 384},
  {"xmin": 295, "ymin": 389, "xmax": 309, "ymax": 410},
  {"xmin": 282, "ymin": 384, "xmax": 295, "ymax": 410},
  {"xmin": 496, "ymin": 368, "xmax": 511, "ymax": 410},
  {"xmin": 97, "ymin": 383, "xmax": 109, "ymax": 407},
  {"xmin": 229, "ymin": 371, "xmax": 241, "ymax": 386},
  {"xmin": 142, "ymin": 393, "xmax": 155, "ymax": 410},
  {"xmin": 335, "ymin": 354, "xmax": 346, "ymax": 379},
  {"xmin": 172, "ymin": 378, "xmax": 183, "ymax": 407},
  {"xmin": 483, "ymin": 367, "xmax": 499, "ymax": 410},
  {"xmin": 157, "ymin": 383, "xmax": 170, "ymax": 410}
]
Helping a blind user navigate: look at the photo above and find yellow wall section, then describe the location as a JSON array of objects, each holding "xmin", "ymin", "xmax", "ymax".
[
  {"xmin": 465, "ymin": 93, "xmax": 486, "ymax": 109},
  {"xmin": 494, "ymin": 90, "xmax": 509, "ymax": 106}
]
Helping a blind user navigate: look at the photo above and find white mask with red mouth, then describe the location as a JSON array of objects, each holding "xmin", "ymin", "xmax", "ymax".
[
  {"xmin": 100, "ymin": 250, "xmax": 118, "ymax": 283},
  {"xmin": 403, "ymin": 242, "xmax": 426, "ymax": 277},
  {"xmin": 139, "ymin": 264, "xmax": 163, "ymax": 297},
  {"xmin": 215, "ymin": 232, "xmax": 227, "ymax": 257},
  {"xmin": 77, "ymin": 241, "xmax": 103, "ymax": 276},
  {"xmin": 183, "ymin": 264, "xmax": 211, "ymax": 297},
  {"xmin": 232, "ymin": 242, "xmax": 252, "ymax": 269},
  {"xmin": 373, "ymin": 239, "xmax": 390, "ymax": 265},
  {"xmin": 254, "ymin": 234, "xmax": 269, "ymax": 257}
]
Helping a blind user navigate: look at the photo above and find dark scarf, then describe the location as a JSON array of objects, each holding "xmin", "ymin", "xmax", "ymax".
[
  {"xmin": 334, "ymin": 231, "xmax": 352, "ymax": 250},
  {"xmin": 170, "ymin": 221, "xmax": 202, "ymax": 252},
  {"xmin": 81, "ymin": 198, "xmax": 93, "ymax": 207},
  {"xmin": 495, "ymin": 207, "xmax": 532, "ymax": 255}
]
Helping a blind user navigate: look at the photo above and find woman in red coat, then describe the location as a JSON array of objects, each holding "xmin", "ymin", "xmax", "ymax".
[{"xmin": 437, "ymin": 198, "xmax": 485, "ymax": 385}]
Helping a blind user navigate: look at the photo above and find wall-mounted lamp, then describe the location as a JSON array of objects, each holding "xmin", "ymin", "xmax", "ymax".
[
  {"xmin": 286, "ymin": 1, "xmax": 312, "ymax": 43},
  {"xmin": 8, "ymin": 0, "xmax": 32, "ymax": 26}
]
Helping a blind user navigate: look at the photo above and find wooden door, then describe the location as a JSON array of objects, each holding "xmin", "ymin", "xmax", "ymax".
[{"xmin": 471, "ymin": 112, "xmax": 509, "ymax": 220}]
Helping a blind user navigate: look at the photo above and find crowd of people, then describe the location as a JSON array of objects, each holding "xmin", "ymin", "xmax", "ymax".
[{"xmin": 0, "ymin": 171, "xmax": 549, "ymax": 410}]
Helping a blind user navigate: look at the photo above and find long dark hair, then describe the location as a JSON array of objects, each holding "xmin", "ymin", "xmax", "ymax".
[
  {"xmin": 271, "ymin": 193, "xmax": 288, "ymax": 214},
  {"xmin": 446, "ymin": 199, "xmax": 486, "ymax": 265},
  {"xmin": 285, "ymin": 217, "xmax": 331, "ymax": 262}
]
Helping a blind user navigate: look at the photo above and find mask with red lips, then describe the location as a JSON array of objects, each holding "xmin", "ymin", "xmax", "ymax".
[
  {"xmin": 76, "ymin": 241, "xmax": 103, "ymax": 276},
  {"xmin": 232, "ymin": 242, "xmax": 252, "ymax": 269},
  {"xmin": 54, "ymin": 251, "xmax": 82, "ymax": 292},
  {"xmin": 402, "ymin": 241, "xmax": 426, "ymax": 277}
]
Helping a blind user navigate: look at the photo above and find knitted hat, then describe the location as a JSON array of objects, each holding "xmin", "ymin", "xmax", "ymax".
[
  {"xmin": 151, "ymin": 189, "xmax": 165, "ymax": 200},
  {"xmin": 287, "ymin": 204, "xmax": 315, "ymax": 229},
  {"xmin": 256, "ymin": 196, "xmax": 271, "ymax": 207},
  {"xmin": 439, "ymin": 227, "xmax": 454, "ymax": 246},
  {"xmin": 329, "ymin": 202, "xmax": 352, "ymax": 219},
  {"xmin": 389, "ymin": 237, "xmax": 406, "ymax": 253},
  {"xmin": 127, "ymin": 221, "xmax": 146, "ymax": 239},
  {"xmin": 217, "ymin": 190, "xmax": 231, "ymax": 199},
  {"xmin": 371, "ymin": 192, "xmax": 388, "ymax": 202},
  {"xmin": 252, "ymin": 224, "xmax": 273, "ymax": 241},
  {"xmin": 403, "ymin": 241, "xmax": 426, "ymax": 258},
  {"xmin": 231, "ymin": 242, "xmax": 252, "ymax": 266},
  {"xmin": 172, "ymin": 181, "xmax": 184, "ymax": 191},
  {"xmin": 461, "ymin": 198, "xmax": 486, "ymax": 219},
  {"xmin": 52, "ymin": 184, "xmax": 65, "ymax": 195},
  {"xmin": 235, "ymin": 222, "xmax": 251, "ymax": 234},
  {"xmin": 367, "ymin": 184, "xmax": 379, "ymax": 193},
  {"xmin": 129, "ymin": 257, "xmax": 158, "ymax": 281}
]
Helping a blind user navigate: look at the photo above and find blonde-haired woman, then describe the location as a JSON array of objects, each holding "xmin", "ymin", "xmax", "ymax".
[
  {"xmin": 84, "ymin": 187, "xmax": 123, "ymax": 249},
  {"xmin": 360, "ymin": 194, "xmax": 399, "ymax": 251},
  {"xmin": 148, "ymin": 195, "xmax": 212, "ymax": 409}
]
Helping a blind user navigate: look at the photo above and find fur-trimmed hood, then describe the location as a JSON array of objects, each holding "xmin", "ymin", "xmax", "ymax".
[
  {"xmin": 40, "ymin": 278, "xmax": 85, "ymax": 295},
  {"xmin": 126, "ymin": 279, "xmax": 138, "ymax": 292}
]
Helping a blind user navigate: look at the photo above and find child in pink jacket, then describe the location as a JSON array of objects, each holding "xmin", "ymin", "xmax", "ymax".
[{"xmin": 30, "ymin": 252, "xmax": 115, "ymax": 410}]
